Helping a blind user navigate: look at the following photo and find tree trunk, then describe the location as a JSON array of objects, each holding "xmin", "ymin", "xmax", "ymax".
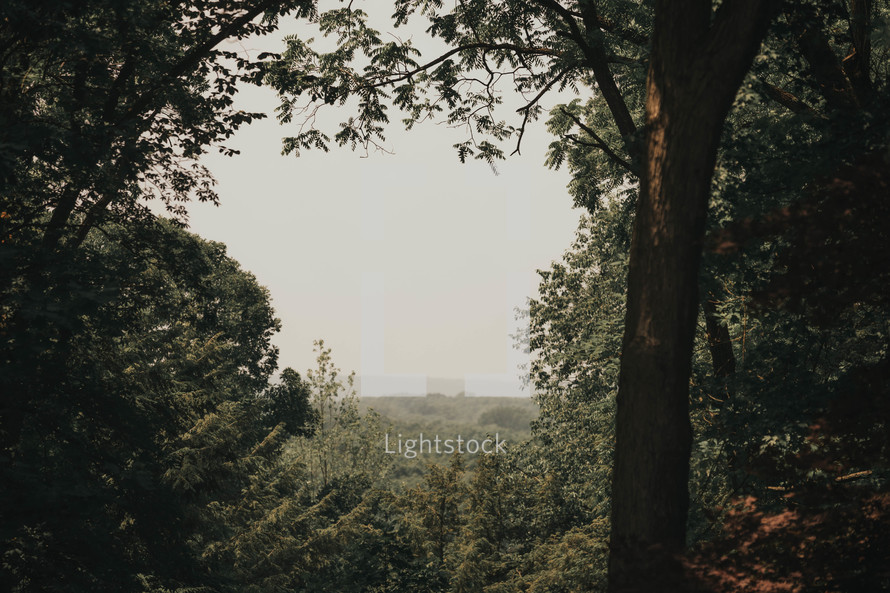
[
  {"xmin": 703, "ymin": 298, "xmax": 736, "ymax": 384},
  {"xmin": 607, "ymin": 2, "xmax": 772, "ymax": 592}
]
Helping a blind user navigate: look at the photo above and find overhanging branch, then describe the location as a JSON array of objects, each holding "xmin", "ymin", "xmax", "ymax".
[
  {"xmin": 532, "ymin": 0, "xmax": 638, "ymax": 136},
  {"xmin": 560, "ymin": 107, "xmax": 637, "ymax": 176},
  {"xmin": 512, "ymin": 66, "xmax": 573, "ymax": 155},
  {"xmin": 362, "ymin": 43, "xmax": 563, "ymax": 90}
]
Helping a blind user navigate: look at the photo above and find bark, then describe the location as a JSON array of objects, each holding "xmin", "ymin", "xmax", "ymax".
[
  {"xmin": 758, "ymin": 80, "xmax": 821, "ymax": 116},
  {"xmin": 788, "ymin": 6, "xmax": 859, "ymax": 110},
  {"xmin": 844, "ymin": 0, "xmax": 872, "ymax": 100},
  {"xmin": 41, "ymin": 185, "xmax": 81, "ymax": 251},
  {"xmin": 703, "ymin": 298, "xmax": 742, "ymax": 490},
  {"xmin": 607, "ymin": 2, "xmax": 772, "ymax": 592}
]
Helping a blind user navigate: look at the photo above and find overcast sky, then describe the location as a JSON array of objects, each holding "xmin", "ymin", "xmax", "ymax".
[{"xmin": 183, "ymin": 16, "xmax": 583, "ymax": 396}]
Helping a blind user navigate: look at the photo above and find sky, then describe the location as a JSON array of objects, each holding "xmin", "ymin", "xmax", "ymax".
[{"xmin": 182, "ymin": 15, "xmax": 583, "ymax": 397}]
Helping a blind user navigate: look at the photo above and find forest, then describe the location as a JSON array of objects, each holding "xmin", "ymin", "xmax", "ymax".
[{"xmin": 1, "ymin": 1, "xmax": 889, "ymax": 592}]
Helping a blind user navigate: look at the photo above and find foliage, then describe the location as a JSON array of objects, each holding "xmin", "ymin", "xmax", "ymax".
[
  {"xmin": 359, "ymin": 394, "xmax": 537, "ymax": 434},
  {"xmin": 0, "ymin": 3, "xmax": 318, "ymax": 585},
  {"xmin": 525, "ymin": 1, "xmax": 890, "ymax": 588},
  {"xmin": 0, "ymin": 221, "xmax": 305, "ymax": 592},
  {"xmin": 264, "ymin": 0, "xmax": 650, "ymax": 164},
  {"xmin": 3, "ymin": 1, "xmax": 890, "ymax": 592},
  {"xmin": 477, "ymin": 405, "xmax": 534, "ymax": 433},
  {"xmin": 261, "ymin": 367, "xmax": 317, "ymax": 436},
  {"xmin": 292, "ymin": 339, "xmax": 389, "ymax": 491},
  {"xmin": 358, "ymin": 395, "xmax": 537, "ymax": 486},
  {"xmin": 0, "ymin": 0, "xmax": 315, "ymax": 256}
]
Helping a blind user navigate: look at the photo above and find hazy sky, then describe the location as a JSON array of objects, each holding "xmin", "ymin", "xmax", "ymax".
[{"xmin": 184, "ymin": 16, "xmax": 583, "ymax": 396}]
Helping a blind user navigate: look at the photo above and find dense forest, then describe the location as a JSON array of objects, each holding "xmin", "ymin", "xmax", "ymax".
[{"xmin": 2, "ymin": 1, "xmax": 889, "ymax": 592}]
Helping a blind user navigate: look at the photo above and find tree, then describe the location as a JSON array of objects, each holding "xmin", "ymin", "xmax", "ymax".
[
  {"xmin": 0, "ymin": 220, "xmax": 290, "ymax": 591},
  {"xmin": 203, "ymin": 343, "xmax": 396, "ymax": 593},
  {"xmin": 0, "ymin": 0, "xmax": 314, "ymax": 253},
  {"xmin": 525, "ymin": 200, "xmax": 753, "ymax": 589},
  {"xmin": 6, "ymin": 0, "xmax": 886, "ymax": 590},
  {"xmin": 534, "ymin": 1, "xmax": 890, "ymax": 588},
  {"xmin": 0, "ymin": 0, "xmax": 317, "ymax": 474},
  {"xmin": 608, "ymin": 3, "xmax": 773, "ymax": 589},
  {"xmin": 293, "ymin": 340, "xmax": 389, "ymax": 490},
  {"xmin": 262, "ymin": 1, "xmax": 776, "ymax": 589},
  {"xmin": 261, "ymin": 367, "xmax": 317, "ymax": 436},
  {"xmin": 400, "ymin": 456, "xmax": 467, "ymax": 588}
]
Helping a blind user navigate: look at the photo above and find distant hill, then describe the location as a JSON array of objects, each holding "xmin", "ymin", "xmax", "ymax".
[
  {"xmin": 359, "ymin": 394, "xmax": 537, "ymax": 431},
  {"xmin": 354, "ymin": 375, "xmax": 529, "ymax": 397}
]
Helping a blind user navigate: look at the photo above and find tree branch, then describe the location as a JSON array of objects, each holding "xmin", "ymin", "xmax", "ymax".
[
  {"xmin": 785, "ymin": 5, "xmax": 860, "ymax": 111},
  {"xmin": 843, "ymin": 0, "xmax": 872, "ymax": 100},
  {"xmin": 560, "ymin": 107, "xmax": 637, "ymax": 176},
  {"xmin": 122, "ymin": 0, "xmax": 282, "ymax": 123},
  {"xmin": 705, "ymin": 0, "xmax": 774, "ymax": 71},
  {"xmin": 578, "ymin": 1, "xmax": 638, "ymax": 137},
  {"xmin": 531, "ymin": 0, "xmax": 637, "ymax": 137},
  {"xmin": 593, "ymin": 13, "xmax": 649, "ymax": 46},
  {"xmin": 758, "ymin": 79, "xmax": 822, "ymax": 117},
  {"xmin": 512, "ymin": 67, "xmax": 572, "ymax": 155},
  {"xmin": 536, "ymin": 0, "xmax": 648, "ymax": 45},
  {"xmin": 363, "ymin": 43, "xmax": 562, "ymax": 90}
]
